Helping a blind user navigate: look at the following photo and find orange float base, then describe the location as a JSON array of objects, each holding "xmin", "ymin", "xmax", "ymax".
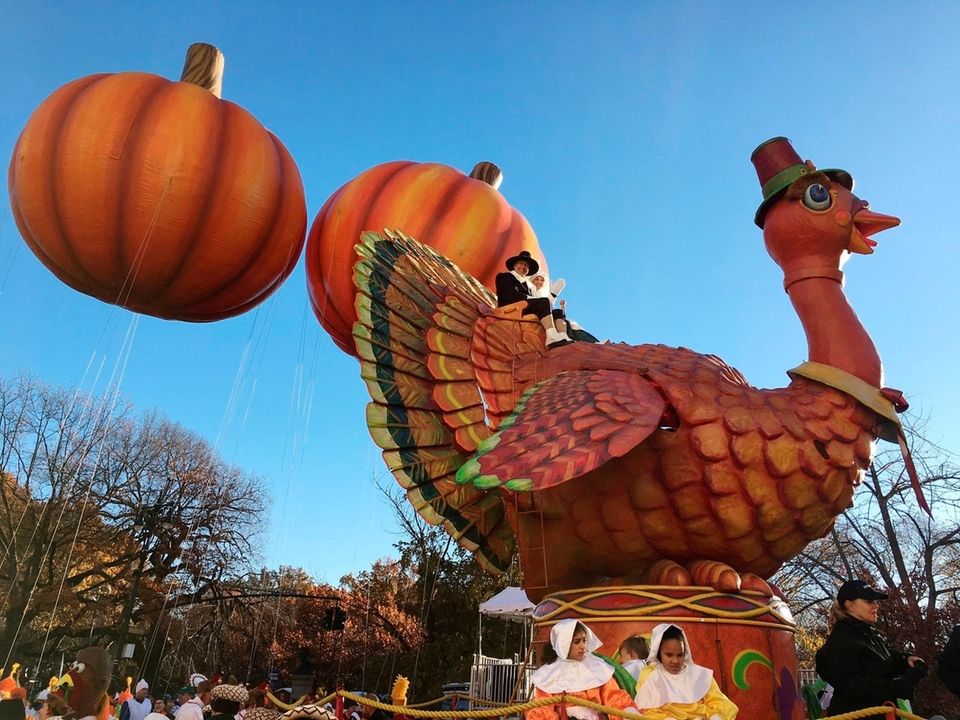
[{"xmin": 532, "ymin": 585, "xmax": 803, "ymax": 720}]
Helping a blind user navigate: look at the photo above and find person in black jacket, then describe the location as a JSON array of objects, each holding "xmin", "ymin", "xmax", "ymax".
[
  {"xmin": 494, "ymin": 251, "xmax": 572, "ymax": 348},
  {"xmin": 815, "ymin": 579, "xmax": 927, "ymax": 715},
  {"xmin": 938, "ymin": 624, "xmax": 960, "ymax": 697}
]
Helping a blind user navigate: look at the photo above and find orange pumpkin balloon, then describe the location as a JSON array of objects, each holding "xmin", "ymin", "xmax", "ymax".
[
  {"xmin": 8, "ymin": 43, "xmax": 306, "ymax": 321},
  {"xmin": 306, "ymin": 160, "xmax": 545, "ymax": 356}
]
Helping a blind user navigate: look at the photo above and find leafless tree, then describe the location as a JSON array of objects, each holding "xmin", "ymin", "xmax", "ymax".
[{"xmin": 0, "ymin": 374, "xmax": 266, "ymax": 686}]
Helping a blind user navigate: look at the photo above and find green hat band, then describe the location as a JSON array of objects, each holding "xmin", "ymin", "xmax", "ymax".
[{"xmin": 761, "ymin": 164, "xmax": 810, "ymax": 201}]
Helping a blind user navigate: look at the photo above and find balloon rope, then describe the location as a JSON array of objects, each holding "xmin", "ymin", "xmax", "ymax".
[
  {"xmin": 0, "ymin": 207, "xmax": 24, "ymax": 296},
  {"xmin": 266, "ymin": 568, "xmax": 287, "ymax": 678},
  {"xmin": 228, "ymin": 289, "xmax": 284, "ymax": 460},
  {"xmin": 63, "ymin": 184, "xmax": 192, "ymax": 683},
  {"xmin": 361, "ymin": 573, "xmax": 372, "ymax": 688},
  {"xmin": 142, "ymin": 575, "xmax": 177, "ymax": 686},
  {"xmin": 0, "ymin": 315, "xmax": 117, "ymax": 579},
  {"xmin": 410, "ymin": 533, "xmax": 454, "ymax": 691},
  {"xmin": 29, "ymin": 315, "xmax": 140, "ymax": 675},
  {"xmin": 4, "ymin": 313, "xmax": 140, "ymax": 668},
  {"xmin": 0, "ymin": 311, "xmax": 136, "ymax": 624},
  {"xmin": 110, "ymin": 178, "xmax": 172, "ymax": 311},
  {"xmin": 149, "ymin": 597, "xmax": 180, "ymax": 693},
  {"xmin": 262, "ymin": 297, "xmax": 316, "ymax": 680},
  {"xmin": 383, "ymin": 544, "xmax": 423, "ymax": 695},
  {"xmin": 313, "ymin": 222, "xmax": 342, "ymax": 340},
  {"xmin": 147, "ymin": 301, "xmax": 265, "ymax": 684},
  {"xmin": 244, "ymin": 587, "xmax": 263, "ymax": 686},
  {"xmin": 150, "ymin": 295, "xmax": 280, "ymax": 686}
]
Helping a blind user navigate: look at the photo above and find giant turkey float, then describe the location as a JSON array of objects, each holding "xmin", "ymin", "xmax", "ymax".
[
  {"xmin": 306, "ymin": 137, "xmax": 925, "ymax": 720},
  {"xmin": 6, "ymin": 39, "xmax": 924, "ymax": 719}
]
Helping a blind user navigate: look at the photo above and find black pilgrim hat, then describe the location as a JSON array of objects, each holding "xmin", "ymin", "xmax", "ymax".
[{"xmin": 504, "ymin": 250, "xmax": 539, "ymax": 275}]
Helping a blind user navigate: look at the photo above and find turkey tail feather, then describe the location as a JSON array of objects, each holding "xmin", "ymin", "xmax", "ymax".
[{"xmin": 353, "ymin": 230, "xmax": 515, "ymax": 572}]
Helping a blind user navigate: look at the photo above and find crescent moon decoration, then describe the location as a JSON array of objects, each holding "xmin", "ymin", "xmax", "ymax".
[{"xmin": 731, "ymin": 648, "xmax": 775, "ymax": 690}]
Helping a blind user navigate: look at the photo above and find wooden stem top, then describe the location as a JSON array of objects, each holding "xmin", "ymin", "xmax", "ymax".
[
  {"xmin": 180, "ymin": 43, "xmax": 225, "ymax": 98},
  {"xmin": 470, "ymin": 162, "xmax": 504, "ymax": 190}
]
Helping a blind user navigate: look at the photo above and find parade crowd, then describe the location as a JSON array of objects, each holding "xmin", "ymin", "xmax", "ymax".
[
  {"xmin": 16, "ymin": 676, "xmax": 381, "ymax": 720},
  {"xmin": 5, "ymin": 578, "xmax": 960, "ymax": 720}
]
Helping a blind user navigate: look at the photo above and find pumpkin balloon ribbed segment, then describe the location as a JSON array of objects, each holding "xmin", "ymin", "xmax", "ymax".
[
  {"xmin": 8, "ymin": 44, "xmax": 306, "ymax": 321},
  {"xmin": 306, "ymin": 160, "xmax": 544, "ymax": 356}
]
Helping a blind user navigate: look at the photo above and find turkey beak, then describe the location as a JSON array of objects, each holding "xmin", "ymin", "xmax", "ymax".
[
  {"xmin": 849, "ymin": 202, "xmax": 900, "ymax": 254},
  {"xmin": 57, "ymin": 673, "xmax": 74, "ymax": 700}
]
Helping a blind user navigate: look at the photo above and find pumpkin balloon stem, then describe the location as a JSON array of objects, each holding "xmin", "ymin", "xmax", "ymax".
[
  {"xmin": 470, "ymin": 161, "xmax": 503, "ymax": 190},
  {"xmin": 180, "ymin": 43, "xmax": 225, "ymax": 98}
]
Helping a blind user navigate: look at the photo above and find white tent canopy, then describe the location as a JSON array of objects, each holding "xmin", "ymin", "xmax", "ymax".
[
  {"xmin": 478, "ymin": 586, "xmax": 534, "ymax": 657},
  {"xmin": 475, "ymin": 587, "xmax": 536, "ymax": 703},
  {"xmin": 479, "ymin": 586, "xmax": 535, "ymax": 621}
]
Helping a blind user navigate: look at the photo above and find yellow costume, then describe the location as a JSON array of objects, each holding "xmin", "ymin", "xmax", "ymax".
[{"xmin": 633, "ymin": 624, "xmax": 737, "ymax": 720}]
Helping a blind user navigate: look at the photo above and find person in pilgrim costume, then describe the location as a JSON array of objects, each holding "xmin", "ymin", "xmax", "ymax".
[
  {"xmin": 528, "ymin": 271, "xmax": 600, "ymax": 344},
  {"xmin": 527, "ymin": 619, "xmax": 639, "ymax": 720},
  {"xmin": 120, "ymin": 681, "xmax": 151, "ymax": 720},
  {"xmin": 495, "ymin": 251, "xmax": 573, "ymax": 349},
  {"xmin": 633, "ymin": 624, "xmax": 737, "ymax": 720},
  {"xmin": 527, "ymin": 274, "xmax": 573, "ymax": 338}
]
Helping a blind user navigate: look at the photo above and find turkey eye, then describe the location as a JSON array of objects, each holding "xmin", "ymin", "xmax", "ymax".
[
  {"xmin": 802, "ymin": 183, "xmax": 832, "ymax": 210},
  {"xmin": 72, "ymin": 662, "xmax": 86, "ymax": 673}
]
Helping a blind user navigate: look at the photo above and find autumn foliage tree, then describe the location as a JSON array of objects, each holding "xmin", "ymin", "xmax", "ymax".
[
  {"xmin": 164, "ymin": 563, "xmax": 424, "ymax": 693},
  {"xmin": 199, "ymin": 483, "xmax": 525, "ymax": 701}
]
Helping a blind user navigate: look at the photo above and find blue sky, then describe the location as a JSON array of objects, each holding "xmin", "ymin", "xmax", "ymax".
[{"xmin": 0, "ymin": 2, "xmax": 957, "ymax": 584}]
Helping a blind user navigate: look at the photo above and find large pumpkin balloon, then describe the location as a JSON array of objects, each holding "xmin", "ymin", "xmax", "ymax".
[
  {"xmin": 306, "ymin": 161, "xmax": 545, "ymax": 355},
  {"xmin": 8, "ymin": 43, "xmax": 306, "ymax": 321}
]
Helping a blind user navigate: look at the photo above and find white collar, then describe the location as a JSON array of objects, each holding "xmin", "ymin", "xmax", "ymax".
[
  {"xmin": 622, "ymin": 658, "xmax": 647, "ymax": 679},
  {"xmin": 527, "ymin": 281, "xmax": 550, "ymax": 298},
  {"xmin": 531, "ymin": 655, "xmax": 615, "ymax": 693},
  {"xmin": 634, "ymin": 663, "xmax": 713, "ymax": 707}
]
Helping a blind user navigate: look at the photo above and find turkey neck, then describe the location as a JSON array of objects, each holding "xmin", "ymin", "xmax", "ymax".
[{"xmin": 786, "ymin": 275, "xmax": 882, "ymax": 387}]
